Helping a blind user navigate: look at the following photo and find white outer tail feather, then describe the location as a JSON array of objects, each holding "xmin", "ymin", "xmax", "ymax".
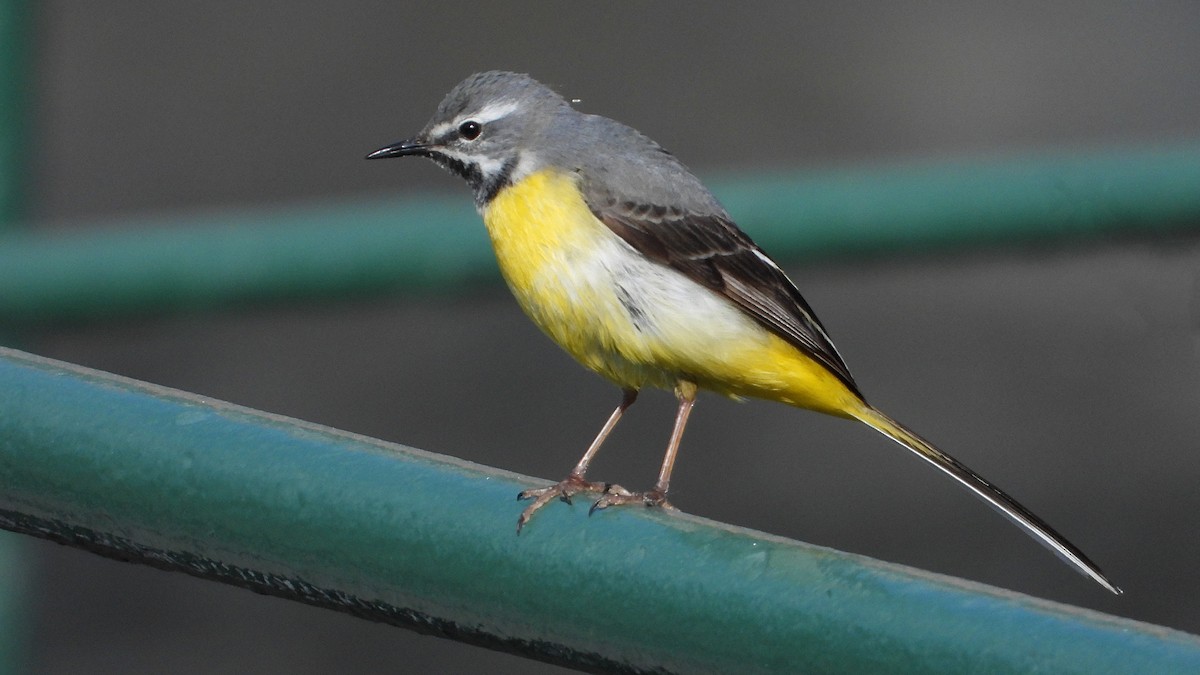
[{"xmin": 852, "ymin": 404, "xmax": 1122, "ymax": 595}]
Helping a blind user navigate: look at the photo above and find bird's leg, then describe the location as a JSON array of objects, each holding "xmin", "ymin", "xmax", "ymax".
[
  {"xmin": 516, "ymin": 388, "xmax": 638, "ymax": 533},
  {"xmin": 591, "ymin": 380, "xmax": 696, "ymax": 513}
]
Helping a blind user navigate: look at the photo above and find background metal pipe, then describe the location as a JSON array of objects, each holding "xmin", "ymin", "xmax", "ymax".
[{"xmin": 2, "ymin": 142, "xmax": 1198, "ymax": 325}]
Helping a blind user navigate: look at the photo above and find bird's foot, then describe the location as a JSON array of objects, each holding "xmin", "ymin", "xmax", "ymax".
[
  {"xmin": 516, "ymin": 473, "xmax": 609, "ymax": 533},
  {"xmin": 589, "ymin": 486, "xmax": 674, "ymax": 514}
]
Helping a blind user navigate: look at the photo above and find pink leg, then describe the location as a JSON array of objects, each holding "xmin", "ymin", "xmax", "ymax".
[
  {"xmin": 516, "ymin": 388, "xmax": 638, "ymax": 533},
  {"xmin": 591, "ymin": 381, "xmax": 697, "ymax": 513}
]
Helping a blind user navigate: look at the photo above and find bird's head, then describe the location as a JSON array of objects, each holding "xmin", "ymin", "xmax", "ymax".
[{"xmin": 367, "ymin": 71, "xmax": 571, "ymax": 205}]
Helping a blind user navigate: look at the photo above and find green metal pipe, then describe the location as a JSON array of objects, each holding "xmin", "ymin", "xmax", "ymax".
[
  {"xmin": 1, "ymin": 347, "xmax": 1198, "ymax": 674},
  {"xmin": 2, "ymin": 142, "xmax": 1199, "ymax": 325}
]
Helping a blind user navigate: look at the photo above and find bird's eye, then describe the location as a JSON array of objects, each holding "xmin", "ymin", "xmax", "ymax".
[{"xmin": 458, "ymin": 120, "xmax": 482, "ymax": 141}]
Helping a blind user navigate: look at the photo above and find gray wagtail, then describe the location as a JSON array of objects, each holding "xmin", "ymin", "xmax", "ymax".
[{"xmin": 367, "ymin": 71, "xmax": 1119, "ymax": 593}]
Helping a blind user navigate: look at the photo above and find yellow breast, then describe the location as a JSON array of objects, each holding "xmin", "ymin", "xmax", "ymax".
[
  {"xmin": 480, "ymin": 168, "xmax": 860, "ymax": 416},
  {"xmin": 481, "ymin": 169, "xmax": 600, "ymax": 307},
  {"xmin": 481, "ymin": 169, "xmax": 654, "ymax": 386}
]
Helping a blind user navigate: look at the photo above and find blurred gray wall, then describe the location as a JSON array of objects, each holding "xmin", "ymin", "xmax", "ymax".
[{"xmin": 16, "ymin": 2, "xmax": 1200, "ymax": 672}]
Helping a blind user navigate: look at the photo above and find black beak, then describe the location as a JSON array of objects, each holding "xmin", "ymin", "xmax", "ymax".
[{"xmin": 365, "ymin": 138, "xmax": 432, "ymax": 160}]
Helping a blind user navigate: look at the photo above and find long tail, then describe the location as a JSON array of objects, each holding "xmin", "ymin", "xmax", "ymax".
[{"xmin": 851, "ymin": 404, "xmax": 1121, "ymax": 594}]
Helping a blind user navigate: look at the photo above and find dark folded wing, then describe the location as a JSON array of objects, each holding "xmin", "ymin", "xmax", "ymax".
[{"xmin": 593, "ymin": 198, "xmax": 861, "ymax": 396}]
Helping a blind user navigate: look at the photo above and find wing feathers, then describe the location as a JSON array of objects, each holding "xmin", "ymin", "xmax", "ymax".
[{"xmin": 594, "ymin": 199, "xmax": 860, "ymax": 395}]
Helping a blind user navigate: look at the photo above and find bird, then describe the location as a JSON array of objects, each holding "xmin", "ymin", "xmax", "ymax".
[{"xmin": 366, "ymin": 70, "xmax": 1120, "ymax": 594}]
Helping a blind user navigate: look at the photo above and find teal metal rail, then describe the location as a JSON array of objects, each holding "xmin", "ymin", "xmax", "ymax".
[
  {"xmin": 1, "ymin": 142, "xmax": 1199, "ymax": 325},
  {"xmin": 1, "ymin": 347, "xmax": 1198, "ymax": 673}
]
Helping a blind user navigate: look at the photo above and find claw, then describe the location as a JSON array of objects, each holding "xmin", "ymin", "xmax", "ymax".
[
  {"xmin": 514, "ymin": 473, "xmax": 609, "ymax": 533},
  {"xmin": 590, "ymin": 484, "xmax": 664, "ymax": 515},
  {"xmin": 516, "ymin": 475, "xmax": 677, "ymax": 530}
]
